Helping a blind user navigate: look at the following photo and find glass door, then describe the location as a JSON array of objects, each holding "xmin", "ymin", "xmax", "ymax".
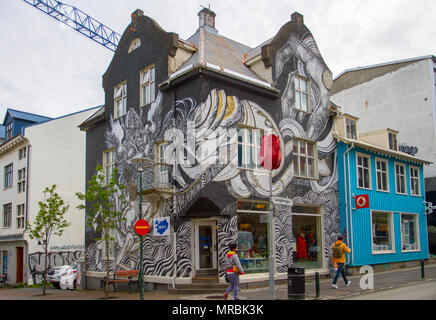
[{"xmin": 195, "ymin": 221, "xmax": 217, "ymax": 270}]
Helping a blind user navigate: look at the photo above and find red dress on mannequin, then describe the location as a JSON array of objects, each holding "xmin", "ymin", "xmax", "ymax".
[{"xmin": 296, "ymin": 233, "xmax": 308, "ymax": 259}]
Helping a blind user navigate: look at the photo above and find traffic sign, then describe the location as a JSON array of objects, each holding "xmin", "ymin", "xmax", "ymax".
[{"xmin": 134, "ymin": 219, "xmax": 150, "ymax": 236}]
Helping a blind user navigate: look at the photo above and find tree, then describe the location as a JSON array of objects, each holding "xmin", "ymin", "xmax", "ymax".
[
  {"xmin": 27, "ymin": 184, "xmax": 70, "ymax": 295},
  {"xmin": 76, "ymin": 164, "xmax": 126, "ymax": 299}
]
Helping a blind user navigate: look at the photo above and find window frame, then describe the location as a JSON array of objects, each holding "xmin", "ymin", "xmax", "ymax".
[
  {"xmin": 388, "ymin": 132, "xmax": 398, "ymax": 151},
  {"xmin": 103, "ymin": 148, "xmax": 115, "ymax": 186},
  {"xmin": 345, "ymin": 117, "xmax": 357, "ymax": 140},
  {"xmin": 294, "ymin": 74, "xmax": 311, "ymax": 113},
  {"xmin": 128, "ymin": 38, "xmax": 141, "ymax": 53},
  {"xmin": 370, "ymin": 210, "xmax": 395, "ymax": 254},
  {"xmin": 375, "ymin": 157, "xmax": 389, "ymax": 193},
  {"xmin": 16, "ymin": 204, "xmax": 25, "ymax": 229},
  {"xmin": 4, "ymin": 164, "xmax": 13, "ymax": 189},
  {"xmin": 356, "ymin": 152, "xmax": 372, "ymax": 190},
  {"xmin": 394, "ymin": 162, "xmax": 407, "ymax": 195},
  {"xmin": 292, "ymin": 138, "xmax": 318, "ymax": 179},
  {"xmin": 139, "ymin": 65, "xmax": 156, "ymax": 108},
  {"xmin": 237, "ymin": 125, "xmax": 265, "ymax": 172},
  {"xmin": 18, "ymin": 147, "xmax": 27, "ymax": 160},
  {"xmin": 409, "ymin": 165, "xmax": 421, "ymax": 196},
  {"xmin": 400, "ymin": 213, "xmax": 420, "ymax": 252},
  {"xmin": 113, "ymin": 81, "xmax": 127, "ymax": 119},
  {"xmin": 3, "ymin": 203, "xmax": 12, "ymax": 229},
  {"xmin": 5, "ymin": 123, "xmax": 12, "ymax": 141},
  {"xmin": 17, "ymin": 168, "xmax": 26, "ymax": 194}
]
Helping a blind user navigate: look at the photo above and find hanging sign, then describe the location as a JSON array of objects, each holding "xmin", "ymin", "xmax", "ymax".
[
  {"xmin": 153, "ymin": 217, "xmax": 170, "ymax": 236},
  {"xmin": 134, "ymin": 219, "xmax": 150, "ymax": 236},
  {"xmin": 260, "ymin": 134, "xmax": 282, "ymax": 170},
  {"xmin": 355, "ymin": 194, "xmax": 369, "ymax": 209}
]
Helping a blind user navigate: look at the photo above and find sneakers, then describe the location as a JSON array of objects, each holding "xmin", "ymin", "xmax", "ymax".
[
  {"xmin": 346, "ymin": 280, "xmax": 351, "ymax": 287},
  {"xmin": 331, "ymin": 284, "xmax": 339, "ymax": 289},
  {"xmin": 223, "ymin": 292, "xmax": 228, "ymax": 300}
]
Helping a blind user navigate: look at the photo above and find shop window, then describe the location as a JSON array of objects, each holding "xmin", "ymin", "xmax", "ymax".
[
  {"xmin": 357, "ymin": 153, "xmax": 371, "ymax": 189},
  {"xmin": 294, "ymin": 75, "xmax": 311, "ymax": 113},
  {"xmin": 401, "ymin": 214, "xmax": 419, "ymax": 251},
  {"xmin": 375, "ymin": 158, "xmax": 389, "ymax": 192},
  {"xmin": 114, "ymin": 82, "xmax": 127, "ymax": 119},
  {"xmin": 291, "ymin": 205, "xmax": 322, "ymax": 270},
  {"xmin": 103, "ymin": 149, "xmax": 115, "ymax": 186},
  {"xmin": 409, "ymin": 166, "xmax": 420, "ymax": 196},
  {"xmin": 395, "ymin": 163, "xmax": 407, "ymax": 194},
  {"xmin": 371, "ymin": 211, "xmax": 394, "ymax": 252},
  {"xmin": 140, "ymin": 66, "xmax": 156, "ymax": 107},
  {"xmin": 237, "ymin": 127, "xmax": 264, "ymax": 170},
  {"xmin": 237, "ymin": 200, "xmax": 270, "ymax": 274},
  {"xmin": 292, "ymin": 139, "xmax": 317, "ymax": 179},
  {"xmin": 345, "ymin": 118, "xmax": 357, "ymax": 140},
  {"xmin": 1, "ymin": 251, "xmax": 7, "ymax": 277}
]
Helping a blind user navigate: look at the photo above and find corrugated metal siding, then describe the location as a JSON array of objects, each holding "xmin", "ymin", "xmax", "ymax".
[{"xmin": 338, "ymin": 144, "xmax": 429, "ymax": 266}]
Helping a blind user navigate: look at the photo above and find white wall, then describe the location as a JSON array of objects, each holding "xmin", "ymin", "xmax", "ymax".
[{"xmin": 332, "ymin": 59, "xmax": 436, "ymax": 178}]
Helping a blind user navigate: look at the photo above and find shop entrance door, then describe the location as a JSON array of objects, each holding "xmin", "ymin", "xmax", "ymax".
[
  {"xmin": 194, "ymin": 221, "xmax": 217, "ymax": 272},
  {"xmin": 16, "ymin": 247, "xmax": 23, "ymax": 283}
]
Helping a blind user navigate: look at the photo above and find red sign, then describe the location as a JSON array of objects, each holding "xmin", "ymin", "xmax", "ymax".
[
  {"xmin": 355, "ymin": 194, "xmax": 369, "ymax": 209},
  {"xmin": 134, "ymin": 219, "xmax": 150, "ymax": 236},
  {"xmin": 260, "ymin": 134, "xmax": 282, "ymax": 170}
]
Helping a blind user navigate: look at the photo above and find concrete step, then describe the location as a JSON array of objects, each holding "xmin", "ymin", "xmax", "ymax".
[{"xmin": 168, "ymin": 286, "xmax": 228, "ymax": 294}]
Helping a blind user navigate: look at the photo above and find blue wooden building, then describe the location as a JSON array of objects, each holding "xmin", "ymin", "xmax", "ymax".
[{"xmin": 334, "ymin": 112, "xmax": 431, "ymax": 270}]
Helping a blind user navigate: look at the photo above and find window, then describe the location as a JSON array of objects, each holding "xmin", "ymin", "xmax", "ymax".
[
  {"xmin": 103, "ymin": 149, "xmax": 115, "ymax": 186},
  {"xmin": 17, "ymin": 168, "xmax": 26, "ymax": 193},
  {"xmin": 410, "ymin": 166, "xmax": 420, "ymax": 196},
  {"xmin": 140, "ymin": 66, "xmax": 156, "ymax": 107},
  {"xmin": 371, "ymin": 211, "xmax": 394, "ymax": 252},
  {"xmin": 237, "ymin": 127, "xmax": 264, "ymax": 170},
  {"xmin": 395, "ymin": 163, "xmax": 407, "ymax": 194},
  {"xmin": 401, "ymin": 214, "xmax": 419, "ymax": 251},
  {"xmin": 375, "ymin": 158, "xmax": 389, "ymax": 192},
  {"xmin": 4, "ymin": 164, "xmax": 13, "ymax": 189},
  {"xmin": 293, "ymin": 139, "xmax": 317, "ymax": 178},
  {"xmin": 114, "ymin": 82, "xmax": 127, "ymax": 119},
  {"xmin": 16, "ymin": 204, "xmax": 25, "ymax": 229},
  {"xmin": 3, "ymin": 204, "xmax": 12, "ymax": 228},
  {"xmin": 18, "ymin": 147, "xmax": 26, "ymax": 160},
  {"xmin": 5, "ymin": 123, "xmax": 12, "ymax": 141},
  {"xmin": 294, "ymin": 75, "xmax": 311, "ymax": 113},
  {"xmin": 345, "ymin": 118, "xmax": 357, "ymax": 140},
  {"xmin": 388, "ymin": 132, "xmax": 398, "ymax": 151},
  {"xmin": 357, "ymin": 154, "xmax": 371, "ymax": 189},
  {"xmin": 128, "ymin": 38, "xmax": 141, "ymax": 53}
]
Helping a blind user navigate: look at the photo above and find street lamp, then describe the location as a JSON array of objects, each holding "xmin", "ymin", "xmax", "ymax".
[{"xmin": 130, "ymin": 155, "xmax": 151, "ymax": 301}]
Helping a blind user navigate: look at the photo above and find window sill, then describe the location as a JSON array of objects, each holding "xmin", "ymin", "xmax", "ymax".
[
  {"xmin": 294, "ymin": 175, "xmax": 318, "ymax": 181},
  {"xmin": 357, "ymin": 186, "xmax": 372, "ymax": 191},
  {"xmin": 140, "ymin": 101, "xmax": 155, "ymax": 108},
  {"xmin": 395, "ymin": 192, "xmax": 408, "ymax": 196},
  {"xmin": 372, "ymin": 250, "xmax": 395, "ymax": 255},
  {"xmin": 410, "ymin": 194, "xmax": 421, "ymax": 197},
  {"xmin": 376, "ymin": 189, "xmax": 390, "ymax": 193},
  {"xmin": 401, "ymin": 249, "xmax": 420, "ymax": 253}
]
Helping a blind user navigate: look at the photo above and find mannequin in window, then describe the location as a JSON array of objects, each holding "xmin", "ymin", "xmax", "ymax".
[{"xmin": 296, "ymin": 228, "xmax": 308, "ymax": 260}]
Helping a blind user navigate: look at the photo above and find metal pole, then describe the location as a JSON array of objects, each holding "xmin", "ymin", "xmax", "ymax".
[
  {"xmin": 315, "ymin": 272, "xmax": 320, "ymax": 298},
  {"xmin": 139, "ymin": 169, "xmax": 144, "ymax": 300},
  {"xmin": 268, "ymin": 169, "xmax": 275, "ymax": 300},
  {"xmin": 421, "ymin": 260, "xmax": 425, "ymax": 279}
]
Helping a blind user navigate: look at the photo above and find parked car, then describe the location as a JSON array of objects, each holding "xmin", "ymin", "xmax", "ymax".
[{"xmin": 47, "ymin": 263, "xmax": 77, "ymax": 289}]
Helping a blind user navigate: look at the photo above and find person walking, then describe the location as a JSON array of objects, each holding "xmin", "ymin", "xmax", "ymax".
[
  {"xmin": 223, "ymin": 243, "xmax": 245, "ymax": 300},
  {"xmin": 331, "ymin": 235, "xmax": 351, "ymax": 289}
]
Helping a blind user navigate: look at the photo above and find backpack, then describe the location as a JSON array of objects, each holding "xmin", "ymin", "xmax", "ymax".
[{"xmin": 332, "ymin": 243, "xmax": 343, "ymax": 258}]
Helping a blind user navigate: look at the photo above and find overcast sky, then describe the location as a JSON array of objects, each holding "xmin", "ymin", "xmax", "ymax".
[{"xmin": 1, "ymin": 0, "xmax": 435, "ymax": 120}]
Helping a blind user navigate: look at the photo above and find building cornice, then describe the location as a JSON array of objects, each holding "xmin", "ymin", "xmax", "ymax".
[{"xmin": 0, "ymin": 135, "xmax": 27, "ymax": 157}]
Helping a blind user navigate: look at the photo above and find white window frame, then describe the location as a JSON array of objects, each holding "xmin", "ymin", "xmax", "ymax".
[
  {"xmin": 356, "ymin": 152, "xmax": 372, "ymax": 190},
  {"xmin": 17, "ymin": 168, "xmax": 26, "ymax": 194},
  {"xmin": 16, "ymin": 204, "xmax": 25, "ymax": 229},
  {"xmin": 140, "ymin": 65, "xmax": 156, "ymax": 107},
  {"xmin": 388, "ymin": 132, "xmax": 398, "ymax": 151},
  {"xmin": 4, "ymin": 164, "xmax": 13, "ymax": 189},
  {"xmin": 5, "ymin": 123, "xmax": 12, "ymax": 141},
  {"xmin": 3, "ymin": 203, "xmax": 12, "ymax": 229},
  {"xmin": 18, "ymin": 147, "xmax": 26, "ymax": 160},
  {"xmin": 394, "ymin": 162, "xmax": 407, "ymax": 195},
  {"xmin": 103, "ymin": 149, "xmax": 115, "ymax": 186},
  {"xmin": 409, "ymin": 166, "xmax": 420, "ymax": 196},
  {"xmin": 237, "ymin": 126, "xmax": 265, "ymax": 171},
  {"xmin": 370, "ymin": 210, "xmax": 395, "ymax": 254},
  {"xmin": 294, "ymin": 75, "xmax": 311, "ymax": 113},
  {"xmin": 292, "ymin": 138, "xmax": 318, "ymax": 179},
  {"xmin": 345, "ymin": 117, "xmax": 357, "ymax": 140},
  {"xmin": 128, "ymin": 38, "xmax": 141, "ymax": 53},
  {"xmin": 113, "ymin": 81, "xmax": 127, "ymax": 119},
  {"xmin": 400, "ymin": 213, "xmax": 420, "ymax": 252},
  {"xmin": 375, "ymin": 157, "xmax": 389, "ymax": 192}
]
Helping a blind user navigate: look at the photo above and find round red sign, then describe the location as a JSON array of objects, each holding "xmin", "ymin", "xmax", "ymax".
[{"xmin": 134, "ymin": 219, "xmax": 150, "ymax": 236}]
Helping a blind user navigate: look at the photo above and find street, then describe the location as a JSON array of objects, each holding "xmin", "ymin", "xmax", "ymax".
[{"xmin": 342, "ymin": 279, "xmax": 436, "ymax": 300}]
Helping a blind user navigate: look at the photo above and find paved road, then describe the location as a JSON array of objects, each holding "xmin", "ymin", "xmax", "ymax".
[{"xmin": 342, "ymin": 279, "xmax": 436, "ymax": 300}]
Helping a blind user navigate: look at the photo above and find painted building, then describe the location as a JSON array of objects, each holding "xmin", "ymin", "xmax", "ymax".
[
  {"xmin": 79, "ymin": 9, "xmax": 341, "ymax": 290},
  {"xmin": 330, "ymin": 56, "xmax": 436, "ymax": 254},
  {"xmin": 334, "ymin": 110, "xmax": 430, "ymax": 270},
  {"xmin": 0, "ymin": 107, "xmax": 99, "ymax": 285}
]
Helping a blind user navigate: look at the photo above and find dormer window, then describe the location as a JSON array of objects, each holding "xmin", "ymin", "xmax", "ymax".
[
  {"xmin": 5, "ymin": 122, "xmax": 12, "ymax": 141},
  {"xmin": 114, "ymin": 82, "xmax": 127, "ymax": 119},
  {"xmin": 345, "ymin": 118, "xmax": 357, "ymax": 140},
  {"xmin": 294, "ymin": 75, "xmax": 311, "ymax": 113},
  {"xmin": 388, "ymin": 132, "xmax": 398, "ymax": 151},
  {"xmin": 128, "ymin": 38, "xmax": 141, "ymax": 53}
]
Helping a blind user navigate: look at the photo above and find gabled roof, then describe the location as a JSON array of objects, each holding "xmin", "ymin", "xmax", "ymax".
[{"xmin": 3, "ymin": 108, "xmax": 52, "ymax": 125}]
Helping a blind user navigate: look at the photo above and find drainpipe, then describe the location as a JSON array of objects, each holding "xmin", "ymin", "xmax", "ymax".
[
  {"xmin": 24, "ymin": 144, "xmax": 31, "ymax": 234},
  {"xmin": 345, "ymin": 142, "xmax": 355, "ymax": 265}
]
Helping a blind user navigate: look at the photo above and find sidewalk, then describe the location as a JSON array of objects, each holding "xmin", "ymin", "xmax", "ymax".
[{"xmin": 0, "ymin": 264, "xmax": 435, "ymax": 300}]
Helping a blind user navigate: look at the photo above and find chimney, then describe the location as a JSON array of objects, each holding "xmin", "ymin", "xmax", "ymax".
[
  {"xmin": 198, "ymin": 7, "xmax": 217, "ymax": 30},
  {"xmin": 291, "ymin": 12, "xmax": 304, "ymax": 25},
  {"xmin": 131, "ymin": 9, "xmax": 144, "ymax": 23}
]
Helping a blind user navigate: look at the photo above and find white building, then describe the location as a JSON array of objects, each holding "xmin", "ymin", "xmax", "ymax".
[{"xmin": 0, "ymin": 107, "xmax": 99, "ymax": 285}]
